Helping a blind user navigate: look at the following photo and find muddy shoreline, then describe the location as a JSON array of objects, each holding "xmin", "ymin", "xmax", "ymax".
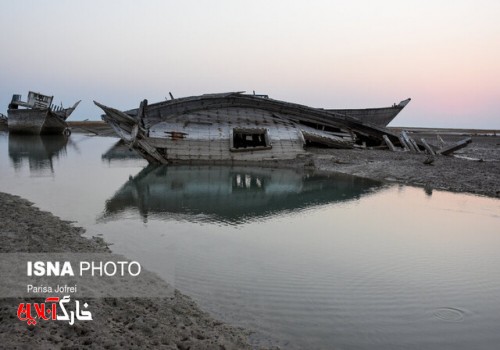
[
  {"xmin": 0, "ymin": 192, "xmax": 254, "ymax": 349},
  {"xmin": 311, "ymin": 133, "xmax": 500, "ymax": 198}
]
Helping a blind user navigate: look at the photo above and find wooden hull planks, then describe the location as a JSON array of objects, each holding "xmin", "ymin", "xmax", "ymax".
[{"xmin": 95, "ymin": 92, "xmax": 409, "ymax": 164}]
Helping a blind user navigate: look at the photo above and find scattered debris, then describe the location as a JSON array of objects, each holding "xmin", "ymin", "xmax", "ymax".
[
  {"xmin": 385, "ymin": 131, "xmax": 473, "ymax": 158},
  {"xmin": 423, "ymin": 155, "xmax": 435, "ymax": 165},
  {"xmin": 436, "ymin": 137, "xmax": 472, "ymax": 156}
]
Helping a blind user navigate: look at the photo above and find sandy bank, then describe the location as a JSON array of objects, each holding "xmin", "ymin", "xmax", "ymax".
[{"xmin": 0, "ymin": 192, "xmax": 254, "ymax": 349}]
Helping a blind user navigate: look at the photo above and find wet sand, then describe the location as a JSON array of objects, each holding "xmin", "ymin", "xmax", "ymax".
[{"xmin": 0, "ymin": 192, "xmax": 254, "ymax": 349}]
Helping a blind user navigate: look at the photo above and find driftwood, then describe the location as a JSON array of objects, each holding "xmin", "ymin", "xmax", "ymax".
[{"xmin": 436, "ymin": 137, "xmax": 472, "ymax": 155}]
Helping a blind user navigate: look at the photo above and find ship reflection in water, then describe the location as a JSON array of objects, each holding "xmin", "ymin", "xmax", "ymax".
[
  {"xmin": 8, "ymin": 134, "xmax": 69, "ymax": 176},
  {"xmin": 101, "ymin": 139, "xmax": 143, "ymax": 164},
  {"xmin": 101, "ymin": 165, "xmax": 383, "ymax": 225}
]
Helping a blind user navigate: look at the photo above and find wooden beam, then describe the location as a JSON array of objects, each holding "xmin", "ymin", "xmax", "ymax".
[
  {"xmin": 401, "ymin": 131, "xmax": 417, "ymax": 152},
  {"xmin": 383, "ymin": 135, "xmax": 397, "ymax": 152},
  {"xmin": 398, "ymin": 135, "xmax": 411, "ymax": 151},
  {"xmin": 409, "ymin": 137, "xmax": 422, "ymax": 153},
  {"xmin": 420, "ymin": 138, "xmax": 436, "ymax": 155},
  {"xmin": 436, "ymin": 137, "xmax": 472, "ymax": 155}
]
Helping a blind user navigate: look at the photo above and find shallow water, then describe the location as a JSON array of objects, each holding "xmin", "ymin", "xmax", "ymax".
[{"xmin": 1, "ymin": 132, "xmax": 500, "ymax": 349}]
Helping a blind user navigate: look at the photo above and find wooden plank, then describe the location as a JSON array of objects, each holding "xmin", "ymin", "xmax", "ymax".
[
  {"xmin": 301, "ymin": 130, "xmax": 354, "ymax": 148},
  {"xmin": 401, "ymin": 131, "xmax": 417, "ymax": 152},
  {"xmin": 420, "ymin": 138, "xmax": 436, "ymax": 155},
  {"xmin": 398, "ymin": 135, "xmax": 410, "ymax": 151},
  {"xmin": 383, "ymin": 134, "xmax": 397, "ymax": 151},
  {"xmin": 409, "ymin": 137, "xmax": 422, "ymax": 153},
  {"xmin": 436, "ymin": 137, "xmax": 472, "ymax": 155}
]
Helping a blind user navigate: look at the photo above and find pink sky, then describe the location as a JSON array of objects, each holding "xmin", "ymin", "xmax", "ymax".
[{"xmin": 0, "ymin": 0, "xmax": 499, "ymax": 128}]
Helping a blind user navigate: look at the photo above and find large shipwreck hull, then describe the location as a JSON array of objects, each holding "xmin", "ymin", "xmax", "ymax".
[{"xmin": 95, "ymin": 92, "xmax": 408, "ymax": 164}]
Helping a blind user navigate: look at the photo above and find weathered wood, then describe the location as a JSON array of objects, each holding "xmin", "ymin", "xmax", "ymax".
[
  {"xmin": 398, "ymin": 135, "xmax": 410, "ymax": 151},
  {"xmin": 383, "ymin": 134, "xmax": 397, "ymax": 151},
  {"xmin": 300, "ymin": 129, "xmax": 354, "ymax": 148},
  {"xmin": 326, "ymin": 98, "xmax": 411, "ymax": 127},
  {"xmin": 401, "ymin": 131, "xmax": 417, "ymax": 152},
  {"xmin": 95, "ymin": 92, "xmax": 412, "ymax": 164},
  {"xmin": 123, "ymin": 92, "xmax": 406, "ymax": 145},
  {"xmin": 8, "ymin": 92, "xmax": 79, "ymax": 135},
  {"xmin": 436, "ymin": 137, "xmax": 472, "ymax": 156},
  {"xmin": 437, "ymin": 134, "xmax": 446, "ymax": 148},
  {"xmin": 420, "ymin": 138, "xmax": 436, "ymax": 155},
  {"xmin": 409, "ymin": 137, "xmax": 422, "ymax": 153}
]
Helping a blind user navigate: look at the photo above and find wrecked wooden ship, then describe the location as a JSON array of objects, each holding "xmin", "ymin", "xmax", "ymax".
[
  {"xmin": 7, "ymin": 91, "xmax": 80, "ymax": 134},
  {"xmin": 327, "ymin": 98, "xmax": 411, "ymax": 126},
  {"xmin": 95, "ymin": 92, "xmax": 416, "ymax": 164}
]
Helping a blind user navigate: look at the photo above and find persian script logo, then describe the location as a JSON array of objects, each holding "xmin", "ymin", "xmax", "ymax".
[{"xmin": 17, "ymin": 295, "xmax": 92, "ymax": 326}]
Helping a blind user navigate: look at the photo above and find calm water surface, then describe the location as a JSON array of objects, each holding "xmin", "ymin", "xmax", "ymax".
[{"xmin": 1, "ymin": 132, "xmax": 500, "ymax": 349}]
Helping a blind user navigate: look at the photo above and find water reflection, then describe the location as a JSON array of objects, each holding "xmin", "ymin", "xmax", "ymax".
[
  {"xmin": 101, "ymin": 139, "xmax": 142, "ymax": 164},
  {"xmin": 102, "ymin": 165, "xmax": 383, "ymax": 224},
  {"xmin": 8, "ymin": 134, "xmax": 69, "ymax": 176}
]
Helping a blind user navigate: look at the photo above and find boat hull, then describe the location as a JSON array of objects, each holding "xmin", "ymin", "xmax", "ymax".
[
  {"xmin": 7, "ymin": 108, "xmax": 68, "ymax": 135},
  {"xmin": 96, "ymin": 92, "xmax": 408, "ymax": 164},
  {"xmin": 327, "ymin": 99, "xmax": 411, "ymax": 126},
  {"xmin": 105, "ymin": 106, "xmax": 309, "ymax": 164}
]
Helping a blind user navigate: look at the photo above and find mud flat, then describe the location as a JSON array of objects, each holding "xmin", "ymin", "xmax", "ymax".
[
  {"xmin": 312, "ymin": 131, "xmax": 500, "ymax": 198},
  {"xmin": 0, "ymin": 192, "xmax": 254, "ymax": 349}
]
